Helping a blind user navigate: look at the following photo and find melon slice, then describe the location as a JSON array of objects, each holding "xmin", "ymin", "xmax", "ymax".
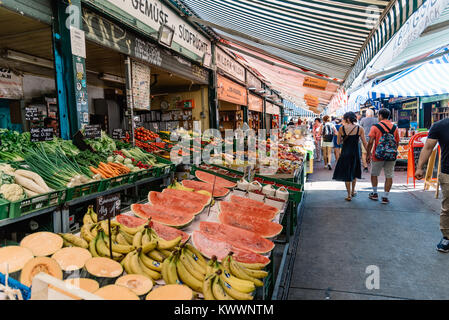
[
  {"xmin": 52, "ymin": 278, "xmax": 100, "ymax": 300},
  {"xmin": 148, "ymin": 191, "xmax": 205, "ymax": 215},
  {"xmin": 83, "ymin": 257, "xmax": 123, "ymax": 286},
  {"xmin": 195, "ymin": 170, "xmax": 237, "ymax": 188},
  {"xmin": 20, "ymin": 232, "xmax": 63, "ymax": 257},
  {"xmin": 115, "ymin": 274, "xmax": 153, "ymax": 297},
  {"xmin": 94, "ymin": 284, "xmax": 140, "ymax": 300},
  {"xmin": 230, "ymin": 195, "xmax": 280, "ymax": 216},
  {"xmin": 51, "ymin": 247, "xmax": 92, "ymax": 278},
  {"xmin": 115, "ymin": 214, "xmax": 190, "ymax": 243},
  {"xmin": 162, "ymin": 188, "xmax": 212, "ymax": 207},
  {"xmin": 200, "ymin": 222, "xmax": 275, "ymax": 254},
  {"xmin": 181, "ymin": 180, "xmax": 230, "ymax": 197},
  {"xmin": 219, "ymin": 201, "xmax": 277, "ymax": 220},
  {"xmin": 218, "ymin": 210, "xmax": 283, "ymax": 238},
  {"xmin": 145, "ymin": 284, "xmax": 193, "ymax": 300},
  {"xmin": 0, "ymin": 246, "xmax": 34, "ymax": 279},
  {"xmin": 20, "ymin": 257, "xmax": 63, "ymax": 287},
  {"xmin": 192, "ymin": 231, "xmax": 270, "ymax": 266},
  {"xmin": 131, "ymin": 204, "xmax": 195, "ymax": 229}
]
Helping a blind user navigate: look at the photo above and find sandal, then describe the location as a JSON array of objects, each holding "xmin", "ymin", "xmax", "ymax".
[
  {"xmin": 352, "ymin": 192, "xmax": 357, "ymax": 197},
  {"xmin": 345, "ymin": 197, "xmax": 352, "ymax": 202}
]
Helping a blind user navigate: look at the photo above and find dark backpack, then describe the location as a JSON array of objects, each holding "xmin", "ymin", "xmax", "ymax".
[
  {"xmin": 322, "ymin": 123, "xmax": 334, "ymax": 142},
  {"xmin": 374, "ymin": 122, "xmax": 398, "ymax": 161}
]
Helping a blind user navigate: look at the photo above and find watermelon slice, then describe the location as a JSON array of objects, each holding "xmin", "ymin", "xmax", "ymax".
[
  {"xmin": 192, "ymin": 231, "xmax": 270, "ymax": 266},
  {"xmin": 219, "ymin": 201, "xmax": 277, "ymax": 220},
  {"xmin": 200, "ymin": 221, "xmax": 274, "ymax": 254},
  {"xmin": 195, "ymin": 170, "xmax": 237, "ymax": 189},
  {"xmin": 230, "ymin": 195, "xmax": 280, "ymax": 215},
  {"xmin": 115, "ymin": 215, "xmax": 189, "ymax": 243},
  {"xmin": 148, "ymin": 192, "xmax": 205, "ymax": 215},
  {"xmin": 218, "ymin": 210, "xmax": 283, "ymax": 238},
  {"xmin": 181, "ymin": 180, "xmax": 230, "ymax": 198},
  {"xmin": 162, "ymin": 188, "xmax": 211, "ymax": 207},
  {"xmin": 131, "ymin": 204, "xmax": 195, "ymax": 229}
]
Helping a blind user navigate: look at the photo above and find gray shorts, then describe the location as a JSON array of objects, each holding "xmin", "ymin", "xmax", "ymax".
[{"xmin": 371, "ymin": 161, "xmax": 396, "ymax": 178}]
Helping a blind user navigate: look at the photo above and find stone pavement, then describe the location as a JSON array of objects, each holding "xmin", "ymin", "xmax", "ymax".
[{"xmin": 287, "ymin": 159, "xmax": 448, "ymax": 300}]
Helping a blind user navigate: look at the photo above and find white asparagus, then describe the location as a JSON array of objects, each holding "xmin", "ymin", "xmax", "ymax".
[
  {"xmin": 14, "ymin": 170, "xmax": 50, "ymax": 192},
  {"xmin": 13, "ymin": 174, "xmax": 47, "ymax": 194}
]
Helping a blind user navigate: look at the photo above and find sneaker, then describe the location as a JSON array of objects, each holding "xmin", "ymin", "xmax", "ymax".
[
  {"xmin": 363, "ymin": 167, "xmax": 369, "ymax": 173},
  {"xmin": 437, "ymin": 238, "xmax": 449, "ymax": 253},
  {"xmin": 328, "ymin": 164, "xmax": 332, "ymax": 170},
  {"xmin": 369, "ymin": 192, "xmax": 378, "ymax": 201},
  {"xmin": 381, "ymin": 197, "xmax": 389, "ymax": 204}
]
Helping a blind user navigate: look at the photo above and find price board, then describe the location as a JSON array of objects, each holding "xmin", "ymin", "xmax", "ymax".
[
  {"xmin": 84, "ymin": 125, "xmax": 101, "ymax": 139},
  {"xmin": 25, "ymin": 107, "xmax": 39, "ymax": 121},
  {"xmin": 30, "ymin": 128, "xmax": 54, "ymax": 142},
  {"xmin": 112, "ymin": 129, "xmax": 125, "ymax": 139},
  {"xmin": 96, "ymin": 193, "xmax": 121, "ymax": 221}
]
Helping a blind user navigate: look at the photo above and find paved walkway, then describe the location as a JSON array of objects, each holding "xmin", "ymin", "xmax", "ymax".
[{"xmin": 288, "ymin": 159, "xmax": 448, "ymax": 300}]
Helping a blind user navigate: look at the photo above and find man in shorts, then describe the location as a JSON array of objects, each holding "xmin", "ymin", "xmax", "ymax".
[{"xmin": 366, "ymin": 109, "xmax": 400, "ymax": 204}]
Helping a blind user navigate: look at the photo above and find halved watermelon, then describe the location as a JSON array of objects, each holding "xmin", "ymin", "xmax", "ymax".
[
  {"xmin": 195, "ymin": 170, "xmax": 237, "ymax": 189},
  {"xmin": 131, "ymin": 204, "xmax": 195, "ymax": 229},
  {"xmin": 115, "ymin": 214, "xmax": 189, "ymax": 243},
  {"xmin": 192, "ymin": 231, "xmax": 270, "ymax": 266},
  {"xmin": 200, "ymin": 221, "xmax": 274, "ymax": 254},
  {"xmin": 219, "ymin": 201, "xmax": 277, "ymax": 220},
  {"xmin": 230, "ymin": 195, "xmax": 280, "ymax": 215},
  {"xmin": 162, "ymin": 188, "xmax": 211, "ymax": 206},
  {"xmin": 148, "ymin": 191, "xmax": 205, "ymax": 215},
  {"xmin": 181, "ymin": 180, "xmax": 230, "ymax": 198},
  {"xmin": 218, "ymin": 210, "xmax": 283, "ymax": 238}
]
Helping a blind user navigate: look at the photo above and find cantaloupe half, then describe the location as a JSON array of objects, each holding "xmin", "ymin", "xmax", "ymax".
[
  {"xmin": 20, "ymin": 232, "xmax": 63, "ymax": 257},
  {"xmin": 115, "ymin": 274, "xmax": 153, "ymax": 297},
  {"xmin": 51, "ymin": 278, "xmax": 100, "ymax": 300},
  {"xmin": 145, "ymin": 284, "xmax": 193, "ymax": 300},
  {"xmin": 51, "ymin": 247, "xmax": 92, "ymax": 278},
  {"xmin": 83, "ymin": 257, "xmax": 123, "ymax": 286},
  {"xmin": 20, "ymin": 257, "xmax": 63, "ymax": 287},
  {"xmin": 0, "ymin": 246, "xmax": 34, "ymax": 279},
  {"xmin": 94, "ymin": 284, "xmax": 140, "ymax": 300}
]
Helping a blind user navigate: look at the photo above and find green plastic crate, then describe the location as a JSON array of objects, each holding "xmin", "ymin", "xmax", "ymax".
[
  {"xmin": 9, "ymin": 190, "xmax": 65, "ymax": 219},
  {"xmin": 65, "ymin": 180, "xmax": 105, "ymax": 202},
  {"xmin": 132, "ymin": 168, "xmax": 155, "ymax": 183},
  {"xmin": 0, "ymin": 198, "xmax": 10, "ymax": 220},
  {"xmin": 102, "ymin": 173, "xmax": 135, "ymax": 190}
]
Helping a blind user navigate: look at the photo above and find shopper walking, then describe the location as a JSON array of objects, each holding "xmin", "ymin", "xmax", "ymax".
[
  {"xmin": 366, "ymin": 108, "xmax": 400, "ymax": 204},
  {"xmin": 359, "ymin": 109, "xmax": 378, "ymax": 172},
  {"xmin": 312, "ymin": 118, "xmax": 323, "ymax": 162},
  {"xmin": 321, "ymin": 115, "xmax": 338, "ymax": 170},
  {"xmin": 333, "ymin": 112, "xmax": 369, "ymax": 201},
  {"xmin": 333, "ymin": 118, "xmax": 342, "ymax": 162},
  {"xmin": 415, "ymin": 118, "xmax": 449, "ymax": 252}
]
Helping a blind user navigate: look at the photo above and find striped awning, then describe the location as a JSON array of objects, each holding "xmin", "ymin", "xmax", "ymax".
[
  {"xmin": 368, "ymin": 47, "xmax": 449, "ymax": 99},
  {"xmin": 175, "ymin": 0, "xmax": 426, "ymax": 85},
  {"xmin": 284, "ymin": 100, "xmax": 320, "ymax": 117}
]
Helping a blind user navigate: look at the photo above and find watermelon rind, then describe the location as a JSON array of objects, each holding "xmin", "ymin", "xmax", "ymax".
[
  {"xmin": 131, "ymin": 204, "xmax": 195, "ymax": 230},
  {"xmin": 147, "ymin": 192, "xmax": 205, "ymax": 216},
  {"xmin": 194, "ymin": 170, "xmax": 237, "ymax": 189}
]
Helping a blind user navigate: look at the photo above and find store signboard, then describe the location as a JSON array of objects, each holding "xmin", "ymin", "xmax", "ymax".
[
  {"xmin": 70, "ymin": 26, "xmax": 86, "ymax": 58},
  {"xmin": 247, "ymin": 71, "xmax": 262, "ymax": 90},
  {"xmin": 248, "ymin": 94, "xmax": 263, "ymax": 113},
  {"xmin": 101, "ymin": 0, "xmax": 211, "ymax": 60},
  {"xmin": 82, "ymin": 10, "xmax": 209, "ymax": 84},
  {"xmin": 303, "ymin": 77, "xmax": 328, "ymax": 91},
  {"xmin": 25, "ymin": 107, "xmax": 39, "ymax": 121},
  {"xmin": 30, "ymin": 128, "xmax": 54, "ymax": 142},
  {"xmin": 84, "ymin": 125, "xmax": 102, "ymax": 139},
  {"xmin": 112, "ymin": 128, "xmax": 126, "ymax": 139},
  {"xmin": 403, "ymin": 100, "xmax": 418, "ymax": 110},
  {"xmin": 0, "ymin": 68, "xmax": 23, "ymax": 99},
  {"xmin": 217, "ymin": 75, "xmax": 247, "ymax": 106},
  {"xmin": 266, "ymin": 102, "xmax": 280, "ymax": 115},
  {"xmin": 216, "ymin": 47, "xmax": 246, "ymax": 83},
  {"xmin": 132, "ymin": 60, "xmax": 151, "ymax": 111},
  {"xmin": 96, "ymin": 193, "xmax": 121, "ymax": 221}
]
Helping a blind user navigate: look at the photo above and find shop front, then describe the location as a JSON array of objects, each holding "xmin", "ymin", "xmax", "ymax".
[
  {"xmin": 248, "ymin": 93, "xmax": 263, "ymax": 132},
  {"xmin": 266, "ymin": 102, "xmax": 281, "ymax": 130},
  {"xmin": 217, "ymin": 74, "xmax": 247, "ymax": 133},
  {"xmin": 420, "ymin": 94, "xmax": 449, "ymax": 129}
]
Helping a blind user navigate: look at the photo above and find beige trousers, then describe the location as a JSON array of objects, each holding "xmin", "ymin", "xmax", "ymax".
[{"xmin": 440, "ymin": 173, "xmax": 449, "ymax": 238}]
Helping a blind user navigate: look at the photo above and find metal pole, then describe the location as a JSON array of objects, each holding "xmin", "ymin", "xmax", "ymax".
[{"xmin": 125, "ymin": 57, "xmax": 135, "ymax": 146}]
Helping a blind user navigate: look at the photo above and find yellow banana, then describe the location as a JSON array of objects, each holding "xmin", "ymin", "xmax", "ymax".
[
  {"xmin": 202, "ymin": 274, "xmax": 216, "ymax": 300},
  {"xmin": 62, "ymin": 239, "xmax": 72, "ymax": 247},
  {"xmin": 119, "ymin": 229, "xmax": 134, "ymax": 244},
  {"xmin": 141, "ymin": 230, "xmax": 157, "ymax": 253},
  {"xmin": 59, "ymin": 233, "xmax": 88, "ymax": 249},
  {"xmin": 137, "ymin": 256, "xmax": 161, "ymax": 281},
  {"xmin": 103, "ymin": 236, "xmax": 135, "ymax": 254},
  {"xmin": 116, "ymin": 233, "xmax": 130, "ymax": 246},
  {"xmin": 83, "ymin": 213, "xmax": 94, "ymax": 225},
  {"xmin": 157, "ymin": 236, "xmax": 182, "ymax": 250},
  {"xmin": 229, "ymin": 257, "xmax": 263, "ymax": 287},
  {"xmin": 241, "ymin": 267, "xmax": 268, "ymax": 279},
  {"xmin": 166, "ymin": 256, "xmax": 182, "ymax": 285},
  {"xmin": 176, "ymin": 258, "xmax": 203, "ymax": 293},
  {"xmin": 180, "ymin": 249, "xmax": 205, "ymax": 281},
  {"xmin": 128, "ymin": 250, "xmax": 147, "ymax": 276},
  {"xmin": 132, "ymin": 231, "xmax": 143, "ymax": 248},
  {"xmin": 89, "ymin": 233, "xmax": 100, "ymax": 258},
  {"xmin": 147, "ymin": 250, "xmax": 165, "ymax": 262},
  {"xmin": 88, "ymin": 205, "xmax": 98, "ymax": 223},
  {"xmin": 119, "ymin": 223, "xmax": 145, "ymax": 235},
  {"xmin": 235, "ymin": 261, "xmax": 267, "ymax": 270},
  {"xmin": 206, "ymin": 256, "xmax": 218, "ymax": 276},
  {"xmin": 212, "ymin": 275, "xmax": 234, "ymax": 300},
  {"xmin": 96, "ymin": 232, "xmax": 123, "ymax": 260},
  {"xmin": 81, "ymin": 224, "xmax": 96, "ymax": 242},
  {"xmin": 122, "ymin": 251, "xmax": 135, "ymax": 275},
  {"xmin": 185, "ymin": 244, "xmax": 207, "ymax": 269},
  {"xmin": 221, "ymin": 277, "xmax": 254, "ymax": 300},
  {"xmin": 139, "ymin": 251, "xmax": 163, "ymax": 272},
  {"xmin": 161, "ymin": 257, "xmax": 171, "ymax": 284}
]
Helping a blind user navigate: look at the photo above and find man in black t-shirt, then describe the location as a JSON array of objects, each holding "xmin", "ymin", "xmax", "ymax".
[{"xmin": 416, "ymin": 118, "xmax": 449, "ymax": 252}]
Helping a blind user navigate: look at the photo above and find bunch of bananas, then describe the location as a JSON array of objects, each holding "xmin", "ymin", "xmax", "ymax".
[
  {"xmin": 167, "ymin": 180, "xmax": 195, "ymax": 192},
  {"xmin": 59, "ymin": 233, "xmax": 89, "ymax": 249},
  {"xmin": 161, "ymin": 244, "xmax": 208, "ymax": 293},
  {"xmin": 80, "ymin": 205, "xmax": 99, "ymax": 243},
  {"xmin": 202, "ymin": 253, "xmax": 268, "ymax": 300}
]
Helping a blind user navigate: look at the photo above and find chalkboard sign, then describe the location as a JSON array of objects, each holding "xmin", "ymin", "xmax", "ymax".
[
  {"xmin": 84, "ymin": 125, "xmax": 101, "ymax": 139},
  {"xmin": 112, "ymin": 129, "xmax": 125, "ymax": 139},
  {"xmin": 96, "ymin": 193, "xmax": 121, "ymax": 221},
  {"xmin": 30, "ymin": 128, "xmax": 54, "ymax": 142},
  {"xmin": 25, "ymin": 107, "xmax": 39, "ymax": 121}
]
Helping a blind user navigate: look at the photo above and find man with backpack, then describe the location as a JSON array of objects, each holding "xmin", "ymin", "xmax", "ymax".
[
  {"xmin": 321, "ymin": 115, "xmax": 337, "ymax": 170},
  {"xmin": 366, "ymin": 108, "xmax": 400, "ymax": 204}
]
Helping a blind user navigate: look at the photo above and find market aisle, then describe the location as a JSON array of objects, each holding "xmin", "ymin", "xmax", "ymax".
[{"xmin": 288, "ymin": 161, "xmax": 449, "ymax": 300}]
